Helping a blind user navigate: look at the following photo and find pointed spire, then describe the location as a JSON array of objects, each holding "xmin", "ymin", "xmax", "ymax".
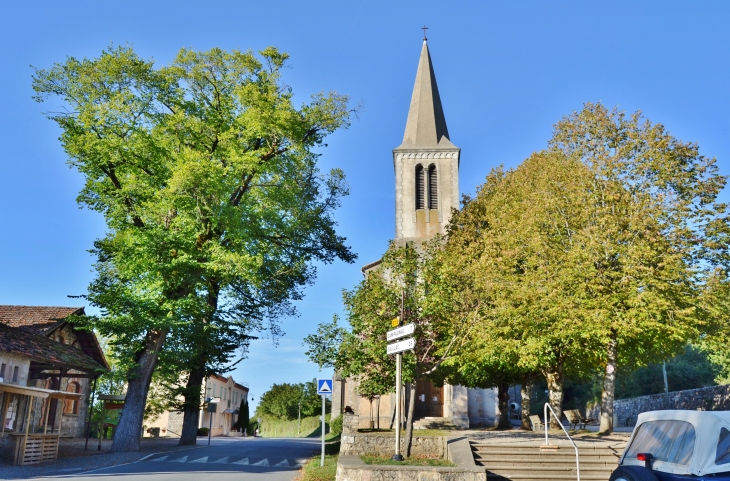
[{"xmin": 397, "ymin": 40, "xmax": 454, "ymax": 149}]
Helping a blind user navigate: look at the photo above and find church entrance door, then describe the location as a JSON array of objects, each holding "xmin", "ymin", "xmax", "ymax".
[{"xmin": 414, "ymin": 380, "xmax": 443, "ymax": 418}]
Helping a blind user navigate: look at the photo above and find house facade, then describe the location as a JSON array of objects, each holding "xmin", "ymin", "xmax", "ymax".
[
  {"xmin": 0, "ymin": 306, "xmax": 107, "ymax": 439},
  {"xmin": 145, "ymin": 373, "xmax": 249, "ymax": 437}
]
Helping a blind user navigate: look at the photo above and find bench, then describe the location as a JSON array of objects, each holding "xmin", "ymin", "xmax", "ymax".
[
  {"xmin": 529, "ymin": 415, "xmax": 543, "ymax": 431},
  {"xmin": 564, "ymin": 409, "xmax": 594, "ymax": 430}
]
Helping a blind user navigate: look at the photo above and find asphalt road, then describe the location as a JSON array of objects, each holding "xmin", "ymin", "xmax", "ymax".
[{"xmin": 37, "ymin": 437, "xmax": 322, "ymax": 481}]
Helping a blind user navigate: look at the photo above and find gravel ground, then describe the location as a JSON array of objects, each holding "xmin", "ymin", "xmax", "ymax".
[{"xmin": 0, "ymin": 436, "xmax": 207, "ymax": 479}]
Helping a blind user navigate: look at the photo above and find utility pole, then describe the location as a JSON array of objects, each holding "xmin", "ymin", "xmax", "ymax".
[{"xmin": 392, "ymin": 290, "xmax": 405, "ymax": 461}]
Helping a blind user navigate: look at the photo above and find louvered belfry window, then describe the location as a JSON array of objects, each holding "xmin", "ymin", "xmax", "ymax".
[
  {"xmin": 415, "ymin": 165, "xmax": 425, "ymax": 209},
  {"xmin": 428, "ymin": 164, "xmax": 438, "ymax": 209}
]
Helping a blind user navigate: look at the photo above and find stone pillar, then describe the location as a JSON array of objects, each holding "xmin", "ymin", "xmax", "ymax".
[
  {"xmin": 451, "ymin": 385, "xmax": 469, "ymax": 429},
  {"xmin": 443, "ymin": 383, "xmax": 453, "ymax": 419}
]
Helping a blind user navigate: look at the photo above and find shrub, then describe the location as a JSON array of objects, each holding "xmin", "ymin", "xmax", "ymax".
[
  {"xmin": 197, "ymin": 427, "xmax": 209, "ymax": 436},
  {"xmin": 330, "ymin": 415, "xmax": 343, "ymax": 437}
]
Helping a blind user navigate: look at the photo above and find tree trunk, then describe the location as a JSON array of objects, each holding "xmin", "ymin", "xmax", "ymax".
[
  {"xmin": 376, "ymin": 396, "xmax": 380, "ymax": 430},
  {"xmin": 599, "ymin": 334, "xmax": 618, "ymax": 434},
  {"xmin": 520, "ymin": 374, "xmax": 536, "ymax": 430},
  {"xmin": 545, "ymin": 364, "xmax": 564, "ymax": 430},
  {"xmin": 178, "ymin": 365, "xmax": 205, "ymax": 445},
  {"xmin": 404, "ymin": 381, "xmax": 417, "ymax": 457},
  {"xmin": 497, "ymin": 382, "xmax": 511, "ymax": 430},
  {"xmin": 111, "ymin": 328, "xmax": 168, "ymax": 452}
]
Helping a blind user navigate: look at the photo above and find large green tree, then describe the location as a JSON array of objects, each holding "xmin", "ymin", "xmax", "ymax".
[{"xmin": 33, "ymin": 45, "xmax": 355, "ymax": 451}]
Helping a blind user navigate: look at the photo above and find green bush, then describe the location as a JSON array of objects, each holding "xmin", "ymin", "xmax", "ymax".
[
  {"xmin": 197, "ymin": 427, "xmax": 209, "ymax": 436},
  {"xmin": 330, "ymin": 415, "xmax": 343, "ymax": 437}
]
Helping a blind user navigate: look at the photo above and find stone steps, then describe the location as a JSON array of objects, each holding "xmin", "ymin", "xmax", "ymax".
[
  {"xmin": 413, "ymin": 417, "xmax": 459, "ymax": 430},
  {"xmin": 471, "ymin": 442, "xmax": 623, "ymax": 481}
]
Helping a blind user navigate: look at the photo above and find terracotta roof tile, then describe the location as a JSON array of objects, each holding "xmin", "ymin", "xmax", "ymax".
[
  {"xmin": 0, "ymin": 305, "xmax": 84, "ymax": 334},
  {"xmin": 0, "ymin": 323, "xmax": 105, "ymax": 374}
]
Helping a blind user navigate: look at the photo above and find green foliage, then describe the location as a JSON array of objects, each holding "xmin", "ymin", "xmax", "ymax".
[
  {"xmin": 330, "ymin": 414, "xmax": 343, "ymax": 437},
  {"xmin": 197, "ymin": 427, "xmax": 209, "ymax": 436},
  {"xmin": 235, "ymin": 398, "xmax": 250, "ymax": 432},
  {"xmin": 256, "ymin": 379, "xmax": 327, "ymax": 420},
  {"xmin": 615, "ymin": 344, "xmax": 719, "ymax": 398},
  {"xmin": 33, "ymin": 44, "xmax": 356, "ymax": 446},
  {"xmin": 299, "ymin": 454, "xmax": 339, "ymax": 481},
  {"xmin": 256, "ymin": 413, "xmax": 329, "ymax": 437}
]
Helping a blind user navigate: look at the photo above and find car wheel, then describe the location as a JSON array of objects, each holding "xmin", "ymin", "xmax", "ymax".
[{"xmin": 610, "ymin": 466, "xmax": 659, "ymax": 481}]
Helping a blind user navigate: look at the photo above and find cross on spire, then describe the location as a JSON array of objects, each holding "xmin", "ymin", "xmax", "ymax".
[{"xmin": 422, "ymin": 25, "xmax": 428, "ymax": 41}]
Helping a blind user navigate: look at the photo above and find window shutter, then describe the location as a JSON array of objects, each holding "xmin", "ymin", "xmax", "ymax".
[
  {"xmin": 415, "ymin": 165, "xmax": 425, "ymax": 209},
  {"xmin": 428, "ymin": 165, "xmax": 438, "ymax": 209}
]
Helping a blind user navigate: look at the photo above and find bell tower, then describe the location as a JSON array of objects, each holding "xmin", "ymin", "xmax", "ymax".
[{"xmin": 393, "ymin": 39, "xmax": 460, "ymax": 241}]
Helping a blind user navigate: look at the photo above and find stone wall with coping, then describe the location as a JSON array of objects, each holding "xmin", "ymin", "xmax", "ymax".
[
  {"xmin": 340, "ymin": 432, "xmax": 446, "ymax": 458},
  {"xmin": 586, "ymin": 384, "xmax": 730, "ymax": 428},
  {"xmin": 336, "ymin": 455, "xmax": 486, "ymax": 481}
]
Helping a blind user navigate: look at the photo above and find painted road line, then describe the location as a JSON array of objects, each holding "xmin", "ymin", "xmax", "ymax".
[
  {"xmin": 169, "ymin": 456, "xmax": 188, "ymax": 463},
  {"xmin": 210, "ymin": 457, "xmax": 229, "ymax": 464},
  {"xmin": 274, "ymin": 459, "xmax": 290, "ymax": 467},
  {"xmin": 150, "ymin": 456, "xmax": 168, "ymax": 462},
  {"xmin": 232, "ymin": 458, "xmax": 249, "ymax": 465},
  {"xmin": 252, "ymin": 458, "xmax": 270, "ymax": 466},
  {"xmin": 189, "ymin": 456, "xmax": 208, "ymax": 463}
]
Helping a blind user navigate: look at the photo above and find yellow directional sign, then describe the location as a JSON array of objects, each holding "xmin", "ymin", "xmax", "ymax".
[{"xmin": 391, "ymin": 317, "xmax": 400, "ymax": 328}]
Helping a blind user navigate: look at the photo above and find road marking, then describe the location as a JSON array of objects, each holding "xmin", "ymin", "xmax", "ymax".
[
  {"xmin": 189, "ymin": 456, "xmax": 208, "ymax": 463},
  {"xmin": 252, "ymin": 458, "xmax": 270, "ymax": 466},
  {"xmin": 274, "ymin": 459, "xmax": 290, "ymax": 467},
  {"xmin": 232, "ymin": 457, "xmax": 249, "ymax": 465},
  {"xmin": 150, "ymin": 456, "xmax": 168, "ymax": 462},
  {"xmin": 210, "ymin": 457, "xmax": 229, "ymax": 464},
  {"xmin": 169, "ymin": 456, "xmax": 188, "ymax": 463}
]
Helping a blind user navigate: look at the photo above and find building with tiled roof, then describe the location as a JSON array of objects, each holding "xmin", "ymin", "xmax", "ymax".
[{"xmin": 0, "ymin": 305, "xmax": 108, "ymax": 438}]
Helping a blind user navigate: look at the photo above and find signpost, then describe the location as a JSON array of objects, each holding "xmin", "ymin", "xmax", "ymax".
[
  {"xmin": 317, "ymin": 379, "xmax": 333, "ymax": 467},
  {"xmin": 206, "ymin": 397, "xmax": 220, "ymax": 446},
  {"xmin": 386, "ymin": 320, "xmax": 415, "ymax": 461}
]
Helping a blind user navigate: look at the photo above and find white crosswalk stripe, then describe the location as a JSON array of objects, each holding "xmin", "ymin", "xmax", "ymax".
[
  {"xmin": 189, "ymin": 456, "xmax": 208, "ymax": 463},
  {"xmin": 150, "ymin": 456, "xmax": 168, "ymax": 462},
  {"xmin": 210, "ymin": 457, "xmax": 229, "ymax": 464},
  {"xmin": 232, "ymin": 457, "xmax": 249, "ymax": 465},
  {"xmin": 169, "ymin": 456, "xmax": 188, "ymax": 463},
  {"xmin": 252, "ymin": 458, "xmax": 270, "ymax": 466},
  {"xmin": 274, "ymin": 459, "xmax": 290, "ymax": 467}
]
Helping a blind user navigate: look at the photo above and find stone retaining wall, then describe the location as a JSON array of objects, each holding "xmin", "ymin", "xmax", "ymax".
[
  {"xmin": 336, "ymin": 455, "xmax": 486, "ymax": 481},
  {"xmin": 340, "ymin": 432, "xmax": 446, "ymax": 457},
  {"xmin": 587, "ymin": 384, "xmax": 730, "ymax": 428}
]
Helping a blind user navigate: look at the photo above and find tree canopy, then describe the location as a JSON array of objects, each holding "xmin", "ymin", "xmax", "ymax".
[{"xmin": 33, "ymin": 45, "xmax": 355, "ymax": 450}]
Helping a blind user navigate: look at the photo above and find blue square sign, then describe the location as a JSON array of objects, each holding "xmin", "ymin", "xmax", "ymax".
[{"xmin": 317, "ymin": 378, "xmax": 333, "ymax": 395}]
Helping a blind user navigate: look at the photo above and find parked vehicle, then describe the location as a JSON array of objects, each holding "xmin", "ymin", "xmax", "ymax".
[{"xmin": 610, "ymin": 410, "xmax": 730, "ymax": 480}]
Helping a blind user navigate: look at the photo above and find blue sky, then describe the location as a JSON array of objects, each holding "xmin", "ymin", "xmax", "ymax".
[{"xmin": 1, "ymin": 1, "xmax": 729, "ymax": 412}]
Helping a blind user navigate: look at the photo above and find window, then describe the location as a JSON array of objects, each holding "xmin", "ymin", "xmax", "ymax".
[
  {"xmin": 717, "ymin": 428, "xmax": 730, "ymax": 465},
  {"xmin": 625, "ymin": 420, "xmax": 696, "ymax": 466},
  {"xmin": 220, "ymin": 387, "xmax": 223, "ymax": 399},
  {"xmin": 64, "ymin": 382, "xmax": 80, "ymax": 415},
  {"xmin": 428, "ymin": 165, "xmax": 438, "ymax": 209},
  {"xmin": 12, "ymin": 366, "xmax": 18, "ymax": 383},
  {"xmin": 0, "ymin": 363, "xmax": 6, "ymax": 379},
  {"xmin": 415, "ymin": 165, "xmax": 425, "ymax": 209}
]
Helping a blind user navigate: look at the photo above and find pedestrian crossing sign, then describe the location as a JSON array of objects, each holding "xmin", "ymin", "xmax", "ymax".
[{"xmin": 317, "ymin": 378, "xmax": 333, "ymax": 395}]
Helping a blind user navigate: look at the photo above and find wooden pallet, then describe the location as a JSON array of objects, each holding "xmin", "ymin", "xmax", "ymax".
[{"xmin": 14, "ymin": 434, "xmax": 60, "ymax": 465}]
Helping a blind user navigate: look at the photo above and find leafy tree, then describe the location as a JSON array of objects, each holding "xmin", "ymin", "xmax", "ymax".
[
  {"xmin": 235, "ymin": 397, "xmax": 250, "ymax": 433},
  {"xmin": 549, "ymin": 103, "xmax": 726, "ymax": 432},
  {"xmin": 255, "ymin": 380, "xmax": 326, "ymax": 420},
  {"xmin": 33, "ymin": 45, "xmax": 355, "ymax": 451}
]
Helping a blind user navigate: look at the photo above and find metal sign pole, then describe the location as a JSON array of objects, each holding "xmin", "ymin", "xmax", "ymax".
[
  {"xmin": 320, "ymin": 394, "xmax": 326, "ymax": 467},
  {"xmin": 392, "ymin": 352, "xmax": 404, "ymax": 461}
]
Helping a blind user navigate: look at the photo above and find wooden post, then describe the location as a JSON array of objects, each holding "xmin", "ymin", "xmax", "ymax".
[
  {"xmin": 43, "ymin": 398, "xmax": 50, "ymax": 434},
  {"xmin": 0, "ymin": 392, "xmax": 9, "ymax": 437}
]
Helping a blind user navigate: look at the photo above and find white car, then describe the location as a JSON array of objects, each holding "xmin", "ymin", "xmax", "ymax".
[{"xmin": 610, "ymin": 410, "xmax": 730, "ymax": 481}]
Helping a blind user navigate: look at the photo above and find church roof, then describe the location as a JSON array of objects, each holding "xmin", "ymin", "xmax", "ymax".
[{"xmin": 396, "ymin": 40, "xmax": 456, "ymax": 150}]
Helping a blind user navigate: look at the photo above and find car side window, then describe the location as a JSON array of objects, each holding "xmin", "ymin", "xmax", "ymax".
[
  {"xmin": 626, "ymin": 420, "xmax": 696, "ymax": 466},
  {"xmin": 717, "ymin": 428, "xmax": 730, "ymax": 465}
]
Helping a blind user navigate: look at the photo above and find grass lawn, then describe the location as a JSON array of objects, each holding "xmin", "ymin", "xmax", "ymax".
[
  {"xmin": 296, "ymin": 454, "xmax": 338, "ymax": 481},
  {"xmin": 360, "ymin": 455, "xmax": 455, "ymax": 466}
]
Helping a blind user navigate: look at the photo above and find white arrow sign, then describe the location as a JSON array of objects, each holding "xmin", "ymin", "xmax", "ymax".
[
  {"xmin": 387, "ymin": 337, "xmax": 415, "ymax": 355},
  {"xmin": 386, "ymin": 323, "xmax": 415, "ymax": 342}
]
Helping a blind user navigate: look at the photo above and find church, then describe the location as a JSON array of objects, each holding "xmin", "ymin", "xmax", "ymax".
[{"xmin": 331, "ymin": 38, "xmax": 500, "ymax": 429}]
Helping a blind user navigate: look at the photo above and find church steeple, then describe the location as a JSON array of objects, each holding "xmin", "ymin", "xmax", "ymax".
[
  {"xmin": 392, "ymin": 39, "xmax": 460, "ymax": 242},
  {"xmin": 397, "ymin": 40, "xmax": 455, "ymax": 149}
]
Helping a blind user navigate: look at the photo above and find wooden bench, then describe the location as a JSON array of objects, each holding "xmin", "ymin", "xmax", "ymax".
[
  {"xmin": 564, "ymin": 409, "xmax": 594, "ymax": 430},
  {"xmin": 529, "ymin": 415, "xmax": 543, "ymax": 431}
]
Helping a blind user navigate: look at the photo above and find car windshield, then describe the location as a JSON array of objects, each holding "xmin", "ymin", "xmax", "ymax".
[{"xmin": 626, "ymin": 420, "xmax": 695, "ymax": 466}]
